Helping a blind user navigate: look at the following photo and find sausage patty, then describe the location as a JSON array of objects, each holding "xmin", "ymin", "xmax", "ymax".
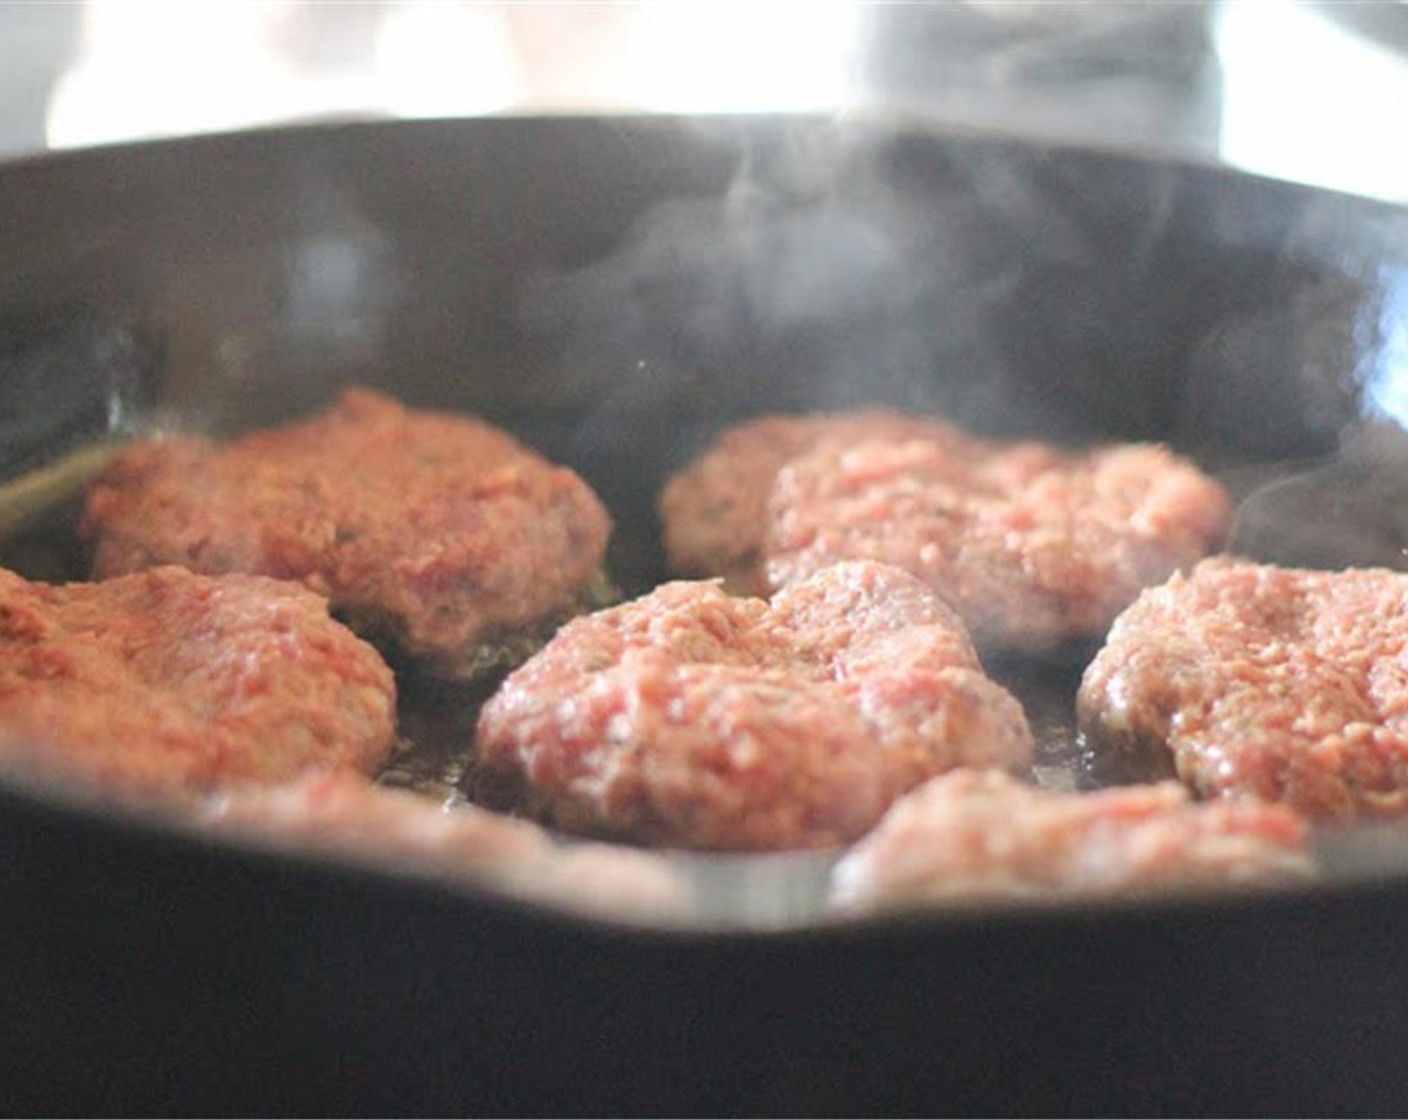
[
  {"xmin": 659, "ymin": 409, "xmax": 983, "ymax": 595},
  {"xmin": 0, "ymin": 565, "xmax": 396, "ymax": 794},
  {"xmin": 81, "ymin": 387, "xmax": 613, "ymax": 679},
  {"xmin": 767, "ymin": 438, "xmax": 1232, "ymax": 651},
  {"xmin": 203, "ymin": 772, "xmax": 688, "ymax": 921},
  {"xmin": 476, "ymin": 560, "xmax": 1033, "ymax": 850},
  {"xmin": 830, "ymin": 769, "xmax": 1311, "ymax": 910},
  {"xmin": 658, "ymin": 409, "xmax": 1231, "ymax": 652},
  {"xmin": 1079, "ymin": 558, "xmax": 1408, "ymax": 819}
]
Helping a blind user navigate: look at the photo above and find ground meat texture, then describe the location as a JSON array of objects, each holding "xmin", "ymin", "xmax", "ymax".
[
  {"xmin": 1079, "ymin": 558, "xmax": 1408, "ymax": 819},
  {"xmin": 475, "ymin": 560, "xmax": 1033, "ymax": 851},
  {"xmin": 659, "ymin": 409, "xmax": 985, "ymax": 595},
  {"xmin": 81, "ymin": 387, "xmax": 612, "ymax": 679},
  {"xmin": 202, "ymin": 772, "xmax": 689, "ymax": 921},
  {"xmin": 0, "ymin": 566, "xmax": 395, "ymax": 795},
  {"xmin": 830, "ymin": 770, "xmax": 1311, "ymax": 911},
  {"xmin": 766, "ymin": 437, "xmax": 1232, "ymax": 652}
]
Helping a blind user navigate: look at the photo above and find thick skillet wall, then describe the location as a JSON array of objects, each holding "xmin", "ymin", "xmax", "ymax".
[{"xmin": 2, "ymin": 115, "xmax": 1408, "ymax": 1114}]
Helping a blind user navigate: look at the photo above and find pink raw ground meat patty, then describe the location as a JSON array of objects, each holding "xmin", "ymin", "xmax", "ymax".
[
  {"xmin": 202, "ymin": 772, "xmax": 688, "ymax": 921},
  {"xmin": 476, "ymin": 560, "xmax": 1033, "ymax": 850},
  {"xmin": 1079, "ymin": 558, "xmax": 1408, "ymax": 819},
  {"xmin": 81, "ymin": 387, "xmax": 612, "ymax": 679},
  {"xmin": 830, "ymin": 769, "xmax": 1311, "ymax": 910},
  {"xmin": 658, "ymin": 409, "xmax": 985, "ymax": 595},
  {"xmin": 0, "ymin": 565, "xmax": 396, "ymax": 794},
  {"xmin": 767, "ymin": 439, "xmax": 1232, "ymax": 652},
  {"xmin": 659, "ymin": 409, "xmax": 1231, "ymax": 652}
]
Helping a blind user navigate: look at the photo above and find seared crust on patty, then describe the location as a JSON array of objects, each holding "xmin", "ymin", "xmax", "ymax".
[
  {"xmin": 1079, "ymin": 558, "xmax": 1408, "ymax": 819},
  {"xmin": 0, "ymin": 565, "xmax": 395, "ymax": 794},
  {"xmin": 81, "ymin": 388, "xmax": 612, "ymax": 679},
  {"xmin": 476, "ymin": 560, "xmax": 1033, "ymax": 851}
]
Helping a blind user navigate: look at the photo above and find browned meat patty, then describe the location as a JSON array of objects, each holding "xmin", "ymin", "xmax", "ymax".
[
  {"xmin": 476, "ymin": 560, "xmax": 1033, "ymax": 851},
  {"xmin": 1079, "ymin": 558, "xmax": 1408, "ymax": 819},
  {"xmin": 81, "ymin": 387, "xmax": 612, "ymax": 679},
  {"xmin": 830, "ymin": 769, "xmax": 1311, "ymax": 911},
  {"xmin": 202, "ymin": 772, "xmax": 688, "ymax": 921},
  {"xmin": 767, "ymin": 438, "xmax": 1233, "ymax": 651},
  {"xmin": 0, "ymin": 565, "xmax": 396, "ymax": 794},
  {"xmin": 659, "ymin": 409, "xmax": 1231, "ymax": 652},
  {"xmin": 659, "ymin": 409, "xmax": 984, "ymax": 595}
]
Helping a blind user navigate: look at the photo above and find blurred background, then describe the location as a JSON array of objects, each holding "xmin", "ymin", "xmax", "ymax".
[{"xmin": 2, "ymin": 0, "xmax": 1408, "ymax": 202}]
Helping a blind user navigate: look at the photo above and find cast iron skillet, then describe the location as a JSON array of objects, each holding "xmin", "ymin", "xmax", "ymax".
[{"xmin": 4, "ymin": 114, "xmax": 1408, "ymax": 1116}]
